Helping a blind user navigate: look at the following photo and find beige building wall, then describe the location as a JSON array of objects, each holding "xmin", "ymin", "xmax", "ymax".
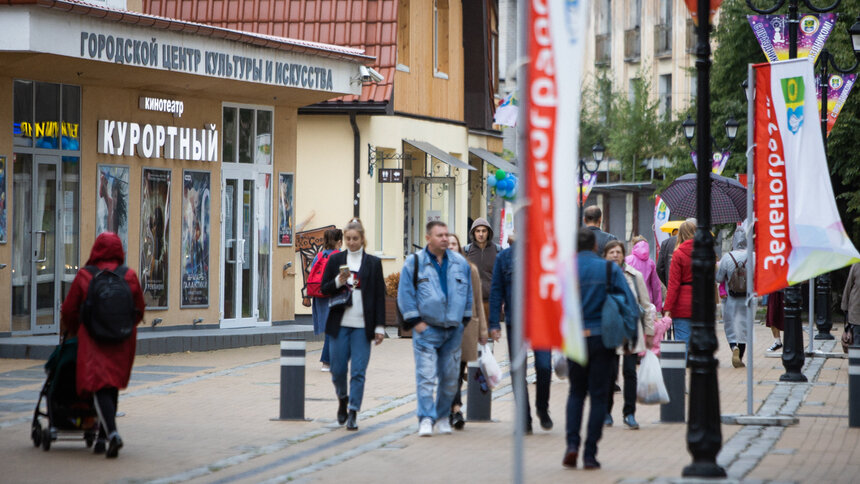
[
  {"xmin": 0, "ymin": 78, "xmax": 11, "ymax": 332},
  {"xmin": 294, "ymin": 114, "xmax": 473, "ymax": 314},
  {"xmin": 584, "ymin": 0, "xmax": 697, "ymax": 119}
]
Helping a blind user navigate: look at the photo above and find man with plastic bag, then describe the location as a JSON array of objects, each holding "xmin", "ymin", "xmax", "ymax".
[
  {"xmin": 563, "ymin": 228, "xmax": 636, "ymax": 470},
  {"xmin": 488, "ymin": 234, "xmax": 553, "ymax": 434}
]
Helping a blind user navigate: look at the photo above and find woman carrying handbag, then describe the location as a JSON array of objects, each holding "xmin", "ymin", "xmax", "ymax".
[{"xmin": 320, "ymin": 219, "xmax": 386, "ymax": 431}]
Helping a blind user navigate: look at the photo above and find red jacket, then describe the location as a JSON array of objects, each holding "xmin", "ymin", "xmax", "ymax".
[
  {"xmin": 61, "ymin": 233, "xmax": 145, "ymax": 396},
  {"xmin": 664, "ymin": 239, "xmax": 694, "ymax": 318}
]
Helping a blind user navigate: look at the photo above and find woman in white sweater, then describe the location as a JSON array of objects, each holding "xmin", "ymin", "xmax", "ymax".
[{"xmin": 320, "ymin": 219, "xmax": 386, "ymax": 431}]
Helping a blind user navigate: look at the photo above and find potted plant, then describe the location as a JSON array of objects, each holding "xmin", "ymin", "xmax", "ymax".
[{"xmin": 384, "ymin": 272, "xmax": 409, "ymax": 337}]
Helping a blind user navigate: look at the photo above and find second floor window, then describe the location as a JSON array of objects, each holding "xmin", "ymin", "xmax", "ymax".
[{"xmin": 434, "ymin": 0, "xmax": 450, "ymax": 77}]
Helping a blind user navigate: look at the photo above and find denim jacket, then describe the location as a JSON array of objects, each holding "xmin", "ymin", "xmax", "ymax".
[
  {"xmin": 578, "ymin": 251, "xmax": 636, "ymax": 335},
  {"xmin": 398, "ymin": 248, "xmax": 473, "ymax": 330},
  {"xmin": 488, "ymin": 246, "xmax": 514, "ymax": 331}
]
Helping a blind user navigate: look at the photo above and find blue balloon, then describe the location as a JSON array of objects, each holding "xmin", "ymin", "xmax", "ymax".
[
  {"xmin": 503, "ymin": 179, "xmax": 514, "ymax": 191},
  {"xmin": 487, "ymin": 176, "xmax": 497, "ymax": 187},
  {"xmin": 496, "ymin": 187, "xmax": 507, "ymax": 197},
  {"xmin": 509, "ymin": 187, "xmax": 517, "ymax": 198}
]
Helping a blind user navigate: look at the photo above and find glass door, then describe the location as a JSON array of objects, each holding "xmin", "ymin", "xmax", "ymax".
[
  {"xmin": 11, "ymin": 154, "xmax": 62, "ymax": 334},
  {"xmin": 221, "ymin": 167, "xmax": 270, "ymax": 328},
  {"xmin": 407, "ymin": 177, "xmax": 455, "ymax": 253}
]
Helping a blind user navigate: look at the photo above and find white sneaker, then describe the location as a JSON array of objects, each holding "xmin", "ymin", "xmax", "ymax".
[
  {"xmin": 435, "ymin": 419, "xmax": 452, "ymax": 435},
  {"xmin": 418, "ymin": 418, "xmax": 433, "ymax": 437},
  {"xmin": 321, "ymin": 363, "xmax": 331, "ymax": 372}
]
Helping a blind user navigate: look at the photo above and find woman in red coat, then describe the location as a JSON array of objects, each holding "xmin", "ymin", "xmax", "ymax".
[
  {"xmin": 61, "ymin": 232, "xmax": 145, "ymax": 458},
  {"xmin": 663, "ymin": 221, "xmax": 696, "ymax": 347}
]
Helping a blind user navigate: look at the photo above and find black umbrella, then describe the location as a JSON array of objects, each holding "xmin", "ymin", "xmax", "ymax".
[{"xmin": 659, "ymin": 173, "xmax": 747, "ymax": 225}]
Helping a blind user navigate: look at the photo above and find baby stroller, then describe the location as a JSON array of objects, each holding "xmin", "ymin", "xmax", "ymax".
[{"xmin": 31, "ymin": 335, "xmax": 99, "ymax": 451}]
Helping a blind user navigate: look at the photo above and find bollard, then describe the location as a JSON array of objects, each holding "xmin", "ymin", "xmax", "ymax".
[
  {"xmin": 850, "ymin": 346, "xmax": 860, "ymax": 428},
  {"xmin": 660, "ymin": 340, "xmax": 686, "ymax": 423},
  {"xmin": 466, "ymin": 343, "xmax": 492, "ymax": 422},
  {"xmin": 279, "ymin": 338, "xmax": 306, "ymax": 420}
]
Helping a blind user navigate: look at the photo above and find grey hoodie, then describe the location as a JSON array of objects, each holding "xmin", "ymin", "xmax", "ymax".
[{"xmin": 466, "ymin": 218, "xmax": 498, "ymax": 301}]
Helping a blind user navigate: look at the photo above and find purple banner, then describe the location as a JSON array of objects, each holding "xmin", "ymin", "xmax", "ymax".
[
  {"xmin": 691, "ymin": 150, "xmax": 730, "ymax": 175},
  {"xmin": 747, "ymin": 13, "xmax": 837, "ymax": 63},
  {"xmin": 816, "ymin": 73, "xmax": 856, "ymax": 137}
]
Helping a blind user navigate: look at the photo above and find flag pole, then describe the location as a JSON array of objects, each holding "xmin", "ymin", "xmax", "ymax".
[
  {"xmin": 512, "ymin": 0, "xmax": 529, "ymax": 482},
  {"xmin": 745, "ymin": 63, "xmax": 756, "ymax": 417}
]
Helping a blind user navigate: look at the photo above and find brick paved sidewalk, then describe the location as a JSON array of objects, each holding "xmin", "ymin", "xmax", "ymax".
[{"xmin": 0, "ymin": 319, "xmax": 856, "ymax": 483}]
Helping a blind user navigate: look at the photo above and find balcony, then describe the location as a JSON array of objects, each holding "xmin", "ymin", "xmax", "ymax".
[
  {"xmin": 655, "ymin": 24, "xmax": 672, "ymax": 57},
  {"xmin": 686, "ymin": 19, "xmax": 696, "ymax": 53},
  {"xmin": 595, "ymin": 33, "xmax": 611, "ymax": 66},
  {"xmin": 624, "ymin": 27, "xmax": 641, "ymax": 63}
]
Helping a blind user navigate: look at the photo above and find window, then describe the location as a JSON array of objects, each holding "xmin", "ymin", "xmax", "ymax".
[
  {"xmin": 221, "ymin": 105, "xmax": 273, "ymax": 164},
  {"xmin": 434, "ymin": 0, "xmax": 450, "ymax": 77},
  {"xmin": 628, "ymin": 0, "xmax": 641, "ymax": 28},
  {"xmin": 13, "ymin": 81, "xmax": 80, "ymax": 151},
  {"xmin": 628, "ymin": 78, "xmax": 640, "ymax": 104},
  {"xmin": 690, "ymin": 74, "xmax": 698, "ymax": 100},
  {"xmin": 659, "ymin": 74, "xmax": 672, "ymax": 117},
  {"xmin": 397, "ymin": 0, "xmax": 410, "ymax": 71}
]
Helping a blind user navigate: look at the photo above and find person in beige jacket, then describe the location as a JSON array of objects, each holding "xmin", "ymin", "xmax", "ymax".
[
  {"xmin": 448, "ymin": 234, "xmax": 488, "ymax": 430},
  {"xmin": 603, "ymin": 240, "xmax": 654, "ymax": 430},
  {"xmin": 842, "ymin": 263, "xmax": 860, "ymax": 343}
]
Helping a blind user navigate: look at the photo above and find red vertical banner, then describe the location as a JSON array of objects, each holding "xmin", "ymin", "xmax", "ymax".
[
  {"xmin": 753, "ymin": 63, "xmax": 791, "ymax": 295},
  {"xmin": 524, "ymin": 1, "xmax": 562, "ymax": 350}
]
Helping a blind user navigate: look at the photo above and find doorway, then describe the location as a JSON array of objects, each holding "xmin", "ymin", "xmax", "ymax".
[
  {"xmin": 220, "ymin": 166, "xmax": 271, "ymax": 328},
  {"xmin": 405, "ymin": 177, "xmax": 455, "ymax": 254},
  {"xmin": 11, "ymin": 154, "xmax": 80, "ymax": 334}
]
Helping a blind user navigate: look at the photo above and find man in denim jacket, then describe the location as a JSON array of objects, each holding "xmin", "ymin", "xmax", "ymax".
[
  {"xmin": 563, "ymin": 227, "xmax": 636, "ymax": 470},
  {"xmin": 398, "ymin": 221, "xmax": 473, "ymax": 437}
]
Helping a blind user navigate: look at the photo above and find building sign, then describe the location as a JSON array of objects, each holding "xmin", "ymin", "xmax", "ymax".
[
  {"xmin": 0, "ymin": 8, "xmax": 361, "ymax": 96},
  {"xmin": 98, "ymin": 120, "xmax": 218, "ymax": 162},
  {"xmin": 140, "ymin": 96, "xmax": 185, "ymax": 117},
  {"xmin": 378, "ymin": 168, "xmax": 403, "ymax": 183}
]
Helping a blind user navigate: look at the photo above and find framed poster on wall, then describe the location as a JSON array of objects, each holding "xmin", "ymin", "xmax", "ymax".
[
  {"xmin": 181, "ymin": 170, "xmax": 210, "ymax": 308},
  {"xmin": 0, "ymin": 156, "xmax": 6, "ymax": 244},
  {"xmin": 278, "ymin": 172, "xmax": 294, "ymax": 246},
  {"xmin": 140, "ymin": 167, "xmax": 171, "ymax": 309},
  {"xmin": 96, "ymin": 164, "xmax": 130, "ymax": 251}
]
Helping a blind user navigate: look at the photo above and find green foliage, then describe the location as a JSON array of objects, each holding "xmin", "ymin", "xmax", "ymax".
[{"xmin": 579, "ymin": 67, "xmax": 679, "ymax": 184}]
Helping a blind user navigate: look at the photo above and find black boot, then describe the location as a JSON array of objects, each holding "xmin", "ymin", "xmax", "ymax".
[
  {"xmin": 105, "ymin": 431, "xmax": 123, "ymax": 458},
  {"xmin": 337, "ymin": 397, "xmax": 349, "ymax": 425},
  {"xmin": 346, "ymin": 410, "xmax": 358, "ymax": 431}
]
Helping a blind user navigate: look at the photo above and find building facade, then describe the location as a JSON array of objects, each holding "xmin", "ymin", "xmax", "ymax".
[
  {"xmin": 0, "ymin": 0, "xmax": 366, "ymax": 335},
  {"xmin": 144, "ymin": 0, "xmax": 505, "ymax": 313}
]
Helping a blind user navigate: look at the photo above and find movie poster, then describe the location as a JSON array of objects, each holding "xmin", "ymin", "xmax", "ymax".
[
  {"xmin": 96, "ymin": 164, "xmax": 130, "ymax": 251},
  {"xmin": 278, "ymin": 173, "xmax": 294, "ymax": 246},
  {"xmin": 295, "ymin": 225, "xmax": 336, "ymax": 296},
  {"xmin": 0, "ymin": 156, "xmax": 6, "ymax": 244},
  {"xmin": 181, "ymin": 170, "xmax": 210, "ymax": 307},
  {"xmin": 140, "ymin": 168, "xmax": 171, "ymax": 309}
]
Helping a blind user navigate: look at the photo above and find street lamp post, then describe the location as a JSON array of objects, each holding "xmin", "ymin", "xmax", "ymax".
[
  {"xmin": 682, "ymin": 0, "xmax": 725, "ymax": 476},
  {"xmin": 813, "ymin": 20, "xmax": 860, "ymax": 339},
  {"xmin": 578, "ymin": 143, "xmax": 604, "ymax": 226},
  {"xmin": 745, "ymin": 0, "xmax": 846, "ymax": 382},
  {"xmin": 681, "ymin": 115, "xmax": 740, "ymax": 153}
]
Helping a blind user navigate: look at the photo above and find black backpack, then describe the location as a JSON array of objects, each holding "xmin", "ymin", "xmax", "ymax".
[{"xmin": 81, "ymin": 266, "xmax": 136, "ymax": 344}]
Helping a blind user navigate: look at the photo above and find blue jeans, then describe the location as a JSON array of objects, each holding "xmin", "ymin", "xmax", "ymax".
[
  {"xmin": 566, "ymin": 335, "xmax": 614, "ymax": 460},
  {"xmin": 330, "ymin": 326, "xmax": 371, "ymax": 412},
  {"xmin": 412, "ymin": 324, "xmax": 464, "ymax": 422},
  {"xmin": 320, "ymin": 335, "xmax": 331, "ymax": 364},
  {"xmin": 672, "ymin": 318, "xmax": 692, "ymax": 358}
]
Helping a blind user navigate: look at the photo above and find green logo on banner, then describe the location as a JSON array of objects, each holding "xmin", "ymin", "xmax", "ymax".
[{"xmin": 780, "ymin": 76, "xmax": 805, "ymax": 134}]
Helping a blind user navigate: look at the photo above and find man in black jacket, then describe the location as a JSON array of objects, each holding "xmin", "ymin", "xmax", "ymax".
[{"xmin": 583, "ymin": 206, "xmax": 617, "ymax": 256}]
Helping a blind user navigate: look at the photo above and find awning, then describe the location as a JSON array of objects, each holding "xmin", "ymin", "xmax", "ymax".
[
  {"xmin": 404, "ymin": 139, "xmax": 476, "ymax": 171},
  {"xmin": 469, "ymin": 148, "xmax": 518, "ymax": 174}
]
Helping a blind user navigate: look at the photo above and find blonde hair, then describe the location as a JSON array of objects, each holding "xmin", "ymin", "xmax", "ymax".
[
  {"xmin": 344, "ymin": 218, "xmax": 367, "ymax": 248},
  {"xmin": 631, "ymin": 235, "xmax": 646, "ymax": 245},
  {"xmin": 674, "ymin": 220, "xmax": 696, "ymax": 253}
]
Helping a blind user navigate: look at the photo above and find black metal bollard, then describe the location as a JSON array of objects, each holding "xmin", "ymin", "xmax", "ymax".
[
  {"xmin": 279, "ymin": 338, "xmax": 306, "ymax": 420},
  {"xmin": 850, "ymin": 345, "xmax": 860, "ymax": 428},
  {"xmin": 660, "ymin": 340, "xmax": 686, "ymax": 423},
  {"xmin": 466, "ymin": 344, "xmax": 492, "ymax": 422}
]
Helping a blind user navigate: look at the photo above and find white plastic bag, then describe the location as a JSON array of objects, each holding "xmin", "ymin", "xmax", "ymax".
[
  {"xmin": 636, "ymin": 351, "xmax": 670, "ymax": 405},
  {"xmin": 479, "ymin": 344, "xmax": 502, "ymax": 389},
  {"xmin": 552, "ymin": 351, "xmax": 568, "ymax": 380}
]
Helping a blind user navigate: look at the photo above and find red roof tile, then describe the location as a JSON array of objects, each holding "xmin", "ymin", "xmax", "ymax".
[{"xmin": 142, "ymin": 0, "xmax": 398, "ymax": 105}]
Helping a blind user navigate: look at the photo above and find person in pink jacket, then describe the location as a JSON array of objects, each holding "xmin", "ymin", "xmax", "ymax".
[{"xmin": 625, "ymin": 236, "xmax": 662, "ymax": 313}]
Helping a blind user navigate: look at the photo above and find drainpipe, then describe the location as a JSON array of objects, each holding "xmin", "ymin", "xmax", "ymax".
[{"xmin": 350, "ymin": 112, "xmax": 360, "ymax": 218}]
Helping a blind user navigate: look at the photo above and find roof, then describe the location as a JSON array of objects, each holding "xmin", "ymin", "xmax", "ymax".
[
  {"xmin": 143, "ymin": 0, "xmax": 397, "ymax": 106},
  {"xmin": 3, "ymin": 0, "xmax": 373, "ymax": 63}
]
